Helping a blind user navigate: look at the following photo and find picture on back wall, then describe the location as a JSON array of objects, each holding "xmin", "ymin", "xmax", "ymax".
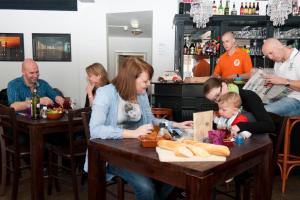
[
  {"xmin": 0, "ymin": 33, "xmax": 24, "ymax": 61},
  {"xmin": 32, "ymin": 33, "xmax": 71, "ymax": 62}
]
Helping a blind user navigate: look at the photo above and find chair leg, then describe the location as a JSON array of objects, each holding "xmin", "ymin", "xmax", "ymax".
[
  {"xmin": 11, "ymin": 156, "xmax": 20, "ymax": 200},
  {"xmin": 70, "ymin": 158, "xmax": 79, "ymax": 200},
  {"xmin": 0, "ymin": 138, "xmax": 7, "ymax": 196},
  {"xmin": 116, "ymin": 177, "xmax": 125, "ymax": 200},
  {"xmin": 47, "ymin": 150, "xmax": 53, "ymax": 195}
]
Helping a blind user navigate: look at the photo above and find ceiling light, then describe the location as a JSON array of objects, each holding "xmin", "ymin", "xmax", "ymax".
[
  {"xmin": 130, "ymin": 19, "xmax": 140, "ymax": 29},
  {"xmin": 131, "ymin": 28, "xmax": 143, "ymax": 36}
]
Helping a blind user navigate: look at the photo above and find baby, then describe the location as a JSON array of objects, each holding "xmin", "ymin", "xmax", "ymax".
[{"xmin": 214, "ymin": 92, "xmax": 248, "ymax": 137}]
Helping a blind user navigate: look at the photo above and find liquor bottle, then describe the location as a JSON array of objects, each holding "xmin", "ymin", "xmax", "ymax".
[
  {"xmin": 224, "ymin": 0, "xmax": 230, "ymax": 15},
  {"xmin": 212, "ymin": 0, "xmax": 217, "ymax": 15},
  {"xmin": 252, "ymin": 2, "xmax": 256, "ymax": 15},
  {"xmin": 256, "ymin": 2, "xmax": 260, "ymax": 15},
  {"xmin": 179, "ymin": 1, "xmax": 184, "ymax": 14},
  {"xmin": 189, "ymin": 42, "xmax": 195, "ymax": 55},
  {"xmin": 248, "ymin": 2, "xmax": 252, "ymax": 15},
  {"xmin": 231, "ymin": 2, "xmax": 237, "ymax": 15},
  {"xmin": 218, "ymin": 0, "xmax": 224, "ymax": 15},
  {"xmin": 244, "ymin": 2, "xmax": 248, "ymax": 15},
  {"xmin": 31, "ymin": 88, "xmax": 40, "ymax": 120},
  {"xmin": 293, "ymin": 0, "xmax": 298, "ymax": 16},
  {"xmin": 183, "ymin": 40, "xmax": 189, "ymax": 55},
  {"xmin": 240, "ymin": 2, "xmax": 244, "ymax": 15}
]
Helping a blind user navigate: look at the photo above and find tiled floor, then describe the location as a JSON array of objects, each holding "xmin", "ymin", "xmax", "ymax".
[{"xmin": 1, "ymin": 172, "xmax": 300, "ymax": 199}]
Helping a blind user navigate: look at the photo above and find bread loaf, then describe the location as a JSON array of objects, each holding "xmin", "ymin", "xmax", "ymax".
[
  {"xmin": 185, "ymin": 144, "xmax": 210, "ymax": 157},
  {"xmin": 158, "ymin": 140, "xmax": 194, "ymax": 158},
  {"xmin": 182, "ymin": 139, "xmax": 230, "ymax": 156},
  {"xmin": 175, "ymin": 146, "xmax": 194, "ymax": 158}
]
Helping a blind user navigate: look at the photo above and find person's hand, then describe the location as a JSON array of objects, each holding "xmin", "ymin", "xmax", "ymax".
[
  {"xmin": 134, "ymin": 124, "xmax": 154, "ymax": 137},
  {"xmin": 230, "ymin": 125, "xmax": 240, "ymax": 137},
  {"xmin": 173, "ymin": 121, "xmax": 193, "ymax": 129},
  {"xmin": 86, "ymin": 82, "xmax": 95, "ymax": 97},
  {"xmin": 55, "ymin": 96, "xmax": 65, "ymax": 106},
  {"xmin": 40, "ymin": 97, "xmax": 54, "ymax": 106},
  {"xmin": 263, "ymin": 74, "xmax": 287, "ymax": 85}
]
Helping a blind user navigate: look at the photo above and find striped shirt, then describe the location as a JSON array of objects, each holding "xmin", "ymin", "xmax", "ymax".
[{"xmin": 7, "ymin": 76, "xmax": 60, "ymax": 105}]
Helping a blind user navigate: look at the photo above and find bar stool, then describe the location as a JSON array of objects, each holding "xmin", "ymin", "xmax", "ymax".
[
  {"xmin": 151, "ymin": 107, "xmax": 173, "ymax": 120},
  {"xmin": 277, "ymin": 116, "xmax": 300, "ymax": 193}
]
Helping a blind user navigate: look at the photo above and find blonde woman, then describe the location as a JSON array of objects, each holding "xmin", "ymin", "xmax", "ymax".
[{"xmin": 85, "ymin": 63, "xmax": 109, "ymax": 107}]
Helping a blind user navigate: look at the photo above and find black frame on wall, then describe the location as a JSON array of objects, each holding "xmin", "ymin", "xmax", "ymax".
[
  {"xmin": 0, "ymin": 0, "xmax": 77, "ymax": 11},
  {"xmin": 0, "ymin": 33, "xmax": 24, "ymax": 61},
  {"xmin": 32, "ymin": 33, "xmax": 72, "ymax": 62}
]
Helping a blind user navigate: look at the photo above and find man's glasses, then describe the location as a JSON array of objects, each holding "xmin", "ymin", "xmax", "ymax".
[{"xmin": 212, "ymin": 86, "xmax": 222, "ymax": 102}]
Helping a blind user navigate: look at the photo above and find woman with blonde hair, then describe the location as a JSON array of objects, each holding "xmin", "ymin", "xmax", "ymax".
[
  {"xmin": 85, "ymin": 62, "xmax": 109, "ymax": 107},
  {"xmin": 84, "ymin": 57, "xmax": 193, "ymax": 200}
]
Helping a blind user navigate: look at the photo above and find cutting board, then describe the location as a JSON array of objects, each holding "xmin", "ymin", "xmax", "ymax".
[{"xmin": 156, "ymin": 147, "xmax": 226, "ymax": 162}]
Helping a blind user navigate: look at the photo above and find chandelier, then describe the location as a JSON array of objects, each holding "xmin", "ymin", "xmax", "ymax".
[
  {"xmin": 190, "ymin": 0, "xmax": 213, "ymax": 28},
  {"xmin": 267, "ymin": 0, "xmax": 292, "ymax": 26}
]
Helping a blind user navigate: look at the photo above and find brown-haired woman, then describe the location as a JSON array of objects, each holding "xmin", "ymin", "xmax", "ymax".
[
  {"xmin": 84, "ymin": 57, "xmax": 192, "ymax": 200},
  {"xmin": 85, "ymin": 62, "xmax": 109, "ymax": 107}
]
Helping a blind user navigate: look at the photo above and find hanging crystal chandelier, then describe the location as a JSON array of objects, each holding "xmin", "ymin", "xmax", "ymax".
[
  {"xmin": 190, "ymin": 0, "xmax": 213, "ymax": 28},
  {"xmin": 267, "ymin": 0, "xmax": 292, "ymax": 26}
]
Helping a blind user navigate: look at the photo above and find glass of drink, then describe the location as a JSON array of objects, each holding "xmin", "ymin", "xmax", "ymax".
[{"xmin": 25, "ymin": 97, "xmax": 31, "ymax": 117}]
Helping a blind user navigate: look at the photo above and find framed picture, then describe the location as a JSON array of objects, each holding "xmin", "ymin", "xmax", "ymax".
[
  {"xmin": 0, "ymin": 33, "xmax": 24, "ymax": 61},
  {"xmin": 32, "ymin": 33, "xmax": 71, "ymax": 61},
  {"xmin": 115, "ymin": 51, "xmax": 147, "ymax": 75}
]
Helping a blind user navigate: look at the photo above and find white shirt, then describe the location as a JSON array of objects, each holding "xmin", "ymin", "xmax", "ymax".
[{"xmin": 274, "ymin": 48, "xmax": 300, "ymax": 101}]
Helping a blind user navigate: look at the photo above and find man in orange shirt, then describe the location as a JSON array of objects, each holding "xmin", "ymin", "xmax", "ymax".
[{"xmin": 213, "ymin": 32, "xmax": 253, "ymax": 79}]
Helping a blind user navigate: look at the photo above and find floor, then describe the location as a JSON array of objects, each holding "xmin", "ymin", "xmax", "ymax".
[{"xmin": 1, "ymin": 172, "xmax": 300, "ymax": 200}]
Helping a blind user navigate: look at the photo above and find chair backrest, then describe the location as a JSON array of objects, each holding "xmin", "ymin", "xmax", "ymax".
[
  {"xmin": 151, "ymin": 107, "xmax": 173, "ymax": 120},
  {"xmin": 67, "ymin": 107, "xmax": 91, "ymax": 155},
  {"xmin": 0, "ymin": 104, "xmax": 19, "ymax": 153},
  {"xmin": 81, "ymin": 109, "xmax": 92, "ymax": 141},
  {"xmin": 0, "ymin": 88, "xmax": 8, "ymax": 106}
]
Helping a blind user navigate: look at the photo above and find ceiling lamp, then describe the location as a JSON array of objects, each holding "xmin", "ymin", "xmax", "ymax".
[
  {"xmin": 267, "ymin": 0, "xmax": 292, "ymax": 26},
  {"xmin": 190, "ymin": 0, "xmax": 213, "ymax": 28},
  {"xmin": 130, "ymin": 19, "xmax": 143, "ymax": 36}
]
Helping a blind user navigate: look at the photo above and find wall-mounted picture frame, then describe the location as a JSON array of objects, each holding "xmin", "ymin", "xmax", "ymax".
[
  {"xmin": 0, "ymin": 33, "xmax": 24, "ymax": 61},
  {"xmin": 32, "ymin": 33, "xmax": 71, "ymax": 62},
  {"xmin": 115, "ymin": 51, "xmax": 147, "ymax": 75}
]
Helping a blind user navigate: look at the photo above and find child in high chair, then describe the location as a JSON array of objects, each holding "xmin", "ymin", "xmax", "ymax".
[{"xmin": 214, "ymin": 92, "xmax": 248, "ymax": 138}]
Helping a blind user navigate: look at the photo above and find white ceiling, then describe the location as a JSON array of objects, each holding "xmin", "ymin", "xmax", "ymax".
[{"xmin": 106, "ymin": 11, "xmax": 153, "ymax": 38}]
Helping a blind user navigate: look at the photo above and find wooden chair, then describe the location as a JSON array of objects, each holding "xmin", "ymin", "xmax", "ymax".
[
  {"xmin": 81, "ymin": 110, "xmax": 125, "ymax": 200},
  {"xmin": 0, "ymin": 104, "xmax": 30, "ymax": 200},
  {"xmin": 47, "ymin": 107, "xmax": 90, "ymax": 200},
  {"xmin": 151, "ymin": 107, "xmax": 173, "ymax": 120},
  {"xmin": 276, "ymin": 116, "xmax": 300, "ymax": 193}
]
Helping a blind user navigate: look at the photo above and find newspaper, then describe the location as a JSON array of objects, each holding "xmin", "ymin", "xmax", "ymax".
[{"xmin": 243, "ymin": 69, "xmax": 292, "ymax": 104}]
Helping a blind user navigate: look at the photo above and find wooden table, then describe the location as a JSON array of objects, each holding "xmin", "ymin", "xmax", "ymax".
[
  {"xmin": 88, "ymin": 134, "xmax": 273, "ymax": 200},
  {"xmin": 16, "ymin": 114, "xmax": 77, "ymax": 200}
]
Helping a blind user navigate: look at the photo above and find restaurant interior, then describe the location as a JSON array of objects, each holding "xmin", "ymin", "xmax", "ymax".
[{"xmin": 1, "ymin": 0, "xmax": 300, "ymax": 200}]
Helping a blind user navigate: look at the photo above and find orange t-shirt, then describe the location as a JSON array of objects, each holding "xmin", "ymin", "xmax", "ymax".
[{"xmin": 213, "ymin": 48, "xmax": 253, "ymax": 78}]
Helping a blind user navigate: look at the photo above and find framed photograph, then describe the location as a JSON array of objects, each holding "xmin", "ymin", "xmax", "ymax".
[
  {"xmin": 32, "ymin": 33, "xmax": 71, "ymax": 61},
  {"xmin": 0, "ymin": 33, "xmax": 24, "ymax": 61},
  {"xmin": 115, "ymin": 51, "xmax": 147, "ymax": 75}
]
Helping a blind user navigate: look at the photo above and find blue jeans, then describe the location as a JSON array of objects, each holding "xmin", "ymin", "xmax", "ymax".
[
  {"xmin": 107, "ymin": 164, "xmax": 173, "ymax": 200},
  {"xmin": 265, "ymin": 97, "xmax": 300, "ymax": 116}
]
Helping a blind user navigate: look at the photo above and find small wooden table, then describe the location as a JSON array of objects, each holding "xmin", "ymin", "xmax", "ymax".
[
  {"xmin": 88, "ymin": 134, "xmax": 273, "ymax": 200},
  {"xmin": 16, "ymin": 114, "xmax": 79, "ymax": 200}
]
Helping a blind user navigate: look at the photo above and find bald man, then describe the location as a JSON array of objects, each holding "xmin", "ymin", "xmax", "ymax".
[
  {"xmin": 262, "ymin": 38, "xmax": 300, "ymax": 116},
  {"xmin": 213, "ymin": 32, "xmax": 253, "ymax": 79},
  {"xmin": 7, "ymin": 58, "xmax": 65, "ymax": 111}
]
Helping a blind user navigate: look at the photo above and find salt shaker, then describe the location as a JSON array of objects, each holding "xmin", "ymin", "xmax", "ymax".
[{"xmin": 40, "ymin": 106, "xmax": 48, "ymax": 119}]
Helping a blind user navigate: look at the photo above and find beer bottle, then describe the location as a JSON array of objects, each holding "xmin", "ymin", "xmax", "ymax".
[
  {"xmin": 183, "ymin": 40, "xmax": 189, "ymax": 55},
  {"xmin": 244, "ymin": 2, "xmax": 248, "ymax": 15},
  {"xmin": 31, "ymin": 88, "xmax": 40, "ymax": 120},
  {"xmin": 240, "ymin": 2, "xmax": 244, "ymax": 15},
  {"xmin": 231, "ymin": 2, "xmax": 237, "ymax": 15},
  {"xmin": 224, "ymin": 0, "xmax": 230, "ymax": 15},
  {"xmin": 212, "ymin": 0, "xmax": 217, "ymax": 15},
  {"xmin": 218, "ymin": 0, "xmax": 224, "ymax": 15},
  {"xmin": 256, "ymin": 2, "xmax": 260, "ymax": 15}
]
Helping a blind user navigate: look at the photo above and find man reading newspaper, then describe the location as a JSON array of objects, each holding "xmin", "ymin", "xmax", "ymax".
[{"xmin": 259, "ymin": 38, "xmax": 300, "ymax": 116}]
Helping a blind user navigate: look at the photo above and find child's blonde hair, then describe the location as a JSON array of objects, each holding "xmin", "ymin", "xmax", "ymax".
[{"xmin": 218, "ymin": 92, "xmax": 241, "ymax": 109}]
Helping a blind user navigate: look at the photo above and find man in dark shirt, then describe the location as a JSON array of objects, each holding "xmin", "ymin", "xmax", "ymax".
[{"xmin": 7, "ymin": 58, "xmax": 65, "ymax": 111}]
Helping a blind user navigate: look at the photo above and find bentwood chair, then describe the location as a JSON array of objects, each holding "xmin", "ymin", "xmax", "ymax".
[
  {"xmin": 47, "ymin": 107, "xmax": 90, "ymax": 200},
  {"xmin": 151, "ymin": 107, "xmax": 173, "ymax": 120},
  {"xmin": 81, "ymin": 110, "xmax": 125, "ymax": 200},
  {"xmin": 0, "ymin": 104, "xmax": 30, "ymax": 200}
]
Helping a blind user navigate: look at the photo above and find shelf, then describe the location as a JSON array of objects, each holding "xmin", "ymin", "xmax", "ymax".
[
  {"xmin": 276, "ymin": 38, "xmax": 300, "ymax": 40},
  {"xmin": 235, "ymin": 37, "xmax": 266, "ymax": 40}
]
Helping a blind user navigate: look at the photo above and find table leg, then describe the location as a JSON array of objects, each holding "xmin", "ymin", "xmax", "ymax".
[
  {"xmin": 29, "ymin": 127, "xmax": 44, "ymax": 200},
  {"xmin": 186, "ymin": 174, "xmax": 213, "ymax": 200},
  {"xmin": 88, "ymin": 145, "xmax": 106, "ymax": 200}
]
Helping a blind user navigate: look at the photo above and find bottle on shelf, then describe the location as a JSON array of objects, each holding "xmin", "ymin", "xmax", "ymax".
[
  {"xmin": 293, "ymin": 0, "xmax": 298, "ymax": 16},
  {"xmin": 189, "ymin": 42, "xmax": 195, "ymax": 55},
  {"xmin": 252, "ymin": 2, "xmax": 256, "ymax": 15},
  {"xmin": 183, "ymin": 40, "xmax": 189, "ymax": 55},
  {"xmin": 31, "ymin": 87, "xmax": 40, "ymax": 120},
  {"xmin": 244, "ymin": 2, "xmax": 248, "ymax": 15},
  {"xmin": 179, "ymin": 1, "xmax": 184, "ymax": 14},
  {"xmin": 224, "ymin": 0, "xmax": 230, "ymax": 15},
  {"xmin": 256, "ymin": 2, "xmax": 259, "ymax": 15},
  {"xmin": 240, "ymin": 2, "xmax": 244, "ymax": 15},
  {"xmin": 212, "ymin": 0, "xmax": 217, "ymax": 15},
  {"xmin": 218, "ymin": 0, "xmax": 224, "ymax": 15},
  {"xmin": 231, "ymin": 2, "xmax": 237, "ymax": 15},
  {"xmin": 248, "ymin": 2, "xmax": 252, "ymax": 15}
]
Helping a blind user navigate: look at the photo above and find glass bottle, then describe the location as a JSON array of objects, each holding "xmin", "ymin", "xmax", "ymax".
[
  {"xmin": 244, "ymin": 2, "xmax": 248, "ymax": 15},
  {"xmin": 218, "ymin": 0, "xmax": 224, "ymax": 15},
  {"xmin": 224, "ymin": 0, "xmax": 230, "ymax": 15},
  {"xmin": 212, "ymin": 0, "xmax": 217, "ymax": 15},
  {"xmin": 231, "ymin": 2, "xmax": 237, "ymax": 15},
  {"xmin": 256, "ymin": 2, "xmax": 259, "ymax": 15},
  {"xmin": 240, "ymin": 2, "xmax": 244, "ymax": 15},
  {"xmin": 31, "ymin": 88, "xmax": 40, "ymax": 120},
  {"xmin": 183, "ymin": 40, "xmax": 189, "ymax": 55},
  {"xmin": 189, "ymin": 42, "xmax": 195, "ymax": 55},
  {"xmin": 252, "ymin": 2, "xmax": 256, "ymax": 15},
  {"xmin": 248, "ymin": 2, "xmax": 252, "ymax": 15}
]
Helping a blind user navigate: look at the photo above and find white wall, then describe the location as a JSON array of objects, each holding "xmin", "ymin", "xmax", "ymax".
[
  {"xmin": 108, "ymin": 37, "xmax": 152, "ymax": 80},
  {"xmin": 0, "ymin": 0, "xmax": 177, "ymax": 107}
]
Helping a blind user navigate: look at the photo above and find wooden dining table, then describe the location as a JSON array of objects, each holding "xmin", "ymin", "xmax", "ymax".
[
  {"xmin": 88, "ymin": 134, "xmax": 273, "ymax": 200},
  {"xmin": 16, "ymin": 114, "xmax": 80, "ymax": 200}
]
